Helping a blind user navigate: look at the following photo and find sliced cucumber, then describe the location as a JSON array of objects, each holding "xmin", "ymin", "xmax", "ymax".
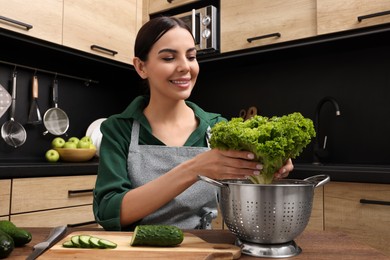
[
  {"xmin": 70, "ymin": 235, "xmax": 81, "ymax": 248},
  {"xmin": 130, "ymin": 225, "xmax": 184, "ymax": 247},
  {"xmin": 89, "ymin": 236, "xmax": 103, "ymax": 248},
  {"xmin": 63, "ymin": 235, "xmax": 117, "ymax": 249},
  {"xmin": 98, "ymin": 238, "xmax": 117, "ymax": 249},
  {"xmin": 79, "ymin": 235, "xmax": 92, "ymax": 248},
  {"xmin": 62, "ymin": 240, "xmax": 75, "ymax": 248}
]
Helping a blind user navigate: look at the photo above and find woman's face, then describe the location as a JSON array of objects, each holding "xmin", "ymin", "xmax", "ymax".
[{"xmin": 139, "ymin": 27, "xmax": 199, "ymax": 101}]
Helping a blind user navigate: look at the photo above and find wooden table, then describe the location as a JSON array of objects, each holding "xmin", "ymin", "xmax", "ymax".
[{"xmin": 9, "ymin": 227, "xmax": 390, "ymax": 259}]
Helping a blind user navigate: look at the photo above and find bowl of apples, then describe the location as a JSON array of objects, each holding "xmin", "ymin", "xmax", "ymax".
[{"xmin": 46, "ymin": 136, "xmax": 97, "ymax": 162}]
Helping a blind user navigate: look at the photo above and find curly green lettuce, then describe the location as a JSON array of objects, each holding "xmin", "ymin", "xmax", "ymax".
[{"xmin": 209, "ymin": 112, "xmax": 316, "ymax": 184}]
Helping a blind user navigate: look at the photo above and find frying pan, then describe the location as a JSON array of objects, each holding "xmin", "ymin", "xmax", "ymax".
[
  {"xmin": 1, "ymin": 71, "xmax": 27, "ymax": 148},
  {"xmin": 43, "ymin": 79, "xmax": 69, "ymax": 136}
]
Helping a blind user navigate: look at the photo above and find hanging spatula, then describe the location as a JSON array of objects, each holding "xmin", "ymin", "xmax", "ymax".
[
  {"xmin": 0, "ymin": 83, "xmax": 12, "ymax": 119},
  {"xmin": 28, "ymin": 75, "xmax": 42, "ymax": 124}
]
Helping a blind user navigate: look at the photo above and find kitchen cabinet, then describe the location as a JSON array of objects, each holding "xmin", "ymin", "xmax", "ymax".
[
  {"xmin": 324, "ymin": 182, "xmax": 390, "ymax": 256},
  {"xmin": 63, "ymin": 0, "xmax": 139, "ymax": 64},
  {"xmin": 148, "ymin": 0, "xmax": 200, "ymax": 14},
  {"xmin": 0, "ymin": 180, "xmax": 11, "ymax": 219},
  {"xmin": 220, "ymin": 0, "xmax": 316, "ymax": 53},
  {"xmin": 0, "ymin": 0, "xmax": 63, "ymax": 44},
  {"xmin": 10, "ymin": 175, "xmax": 97, "ymax": 227},
  {"xmin": 317, "ymin": 0, "xmax": 390, "ymax": 35}
]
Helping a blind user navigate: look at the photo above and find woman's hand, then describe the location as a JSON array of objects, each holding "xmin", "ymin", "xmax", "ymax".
[
  {"xmin": 191, "ymin": 149, "xmax": 293, "ymax": 180},
  {"xmin": 191, "ymin": 149, "xmax": 263, "ymax": 180},
  {"xmin": 274, "ymin": 158, "xmax": 294, "ymax": 179}
]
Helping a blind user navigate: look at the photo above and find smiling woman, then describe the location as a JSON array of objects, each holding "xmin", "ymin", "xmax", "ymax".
[{"xmin": 92, "ymin": 16, "xmax": 294, "ymax": 232}]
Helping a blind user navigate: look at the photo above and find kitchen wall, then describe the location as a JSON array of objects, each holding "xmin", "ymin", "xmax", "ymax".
[
  {"xmin": 1, "ymin": 27, "xmax": 389, "ymax": 165},
  {"xmin": 0, "ymin": 35, "xmax": 143, "ymax": 161},
  {"xmin": 190, "ymin": 29, "xmax": 390, "ymax": 165}
]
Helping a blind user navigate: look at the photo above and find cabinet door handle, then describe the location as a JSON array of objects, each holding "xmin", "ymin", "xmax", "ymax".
[
  {"xmin": 0, "ymin": 15, "xmax": 33, "ymax": 30},
  {"xmin": 357, "ymin": 10, "xmax": 390, "ymax": 22},
  {"xmin": 247, "ymin": 33, "xmax": 281, "ymax": 43},
  {"xmin": 90, "ymin": 45, "xmax": 118, "ymax": 56},
  {"xmin": 68, "ymin": 189, "xmax": 93, "ymax": 197},
  {"xmin": 67, "ymin": 220, "xmax": 97, "ymax": 228},
  {"xmin": 360, "ymin": 199, "xmax": 390, "ymax": 206}
]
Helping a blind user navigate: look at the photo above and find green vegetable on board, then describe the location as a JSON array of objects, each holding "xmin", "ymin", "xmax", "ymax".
[
  {"xmin": 63, "ymin": 235, "xmax": 117, "ymax": 249},
  {"xmin": 130, "ymin": 225, "xmax": 184, "ymax": 247},
  {"xmin": 210, "ymin": 112, "xmax": 316, "ymax": 184}
]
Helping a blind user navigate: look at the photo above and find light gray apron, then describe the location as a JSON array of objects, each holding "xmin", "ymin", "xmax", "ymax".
[{"xmin": 127, "ymin": 120, "xmax": 218, "ymax": 229}]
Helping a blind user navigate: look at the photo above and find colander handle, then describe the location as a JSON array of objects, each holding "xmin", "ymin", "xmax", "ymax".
[
  {"xmin": 304, "ymin": 174, "xmax": 330, "ymax": 188},
  {"xmin": 197, "ymin": 175, "xmax": 226, "ymax": 188}
]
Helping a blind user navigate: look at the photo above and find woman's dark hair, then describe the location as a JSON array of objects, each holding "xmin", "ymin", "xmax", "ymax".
[{"xmin": 134, "ymin": 16, "xmax": 193, "ymax": 61}]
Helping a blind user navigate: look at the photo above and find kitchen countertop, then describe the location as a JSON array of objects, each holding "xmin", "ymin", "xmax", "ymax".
[
  {"xmin": 291, "ymin": 163, "xmax": 390, "ymax": 184},
  {"xmin": 0, "ymin": 159, "xmax": 99, "ymax": 179},
  {"xmin": 1, "ymin": 160, "xmax": 389, "ymax": 184},
  {"xmin": 9, "ymin": 227, "xmax": 390, "ymax": 259}
]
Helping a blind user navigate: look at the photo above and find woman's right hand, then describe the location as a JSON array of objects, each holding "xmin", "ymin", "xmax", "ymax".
[{"xmin": 189, "ymin": 149, "xmax": 263, "ymax": 180}]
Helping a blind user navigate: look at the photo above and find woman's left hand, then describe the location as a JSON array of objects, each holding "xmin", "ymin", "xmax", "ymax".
[{"xmin": 274, "ymin": 159, "xmax": 294, "ymax": 179}]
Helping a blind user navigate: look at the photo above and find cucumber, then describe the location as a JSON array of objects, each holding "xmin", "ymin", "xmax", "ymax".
[
  {"xmin": 62, "ymin": 235, "xmax": 117, "ymax": 249},
  {"xmin": 70, "ymin": 235, "xmax": 81, "ymax": 248},
  {"xmin": 98, "ymin": 238, "xmax": 117, "ymax": 249},
  {"xmin": 130, "ymin": 225, "xmax": 184, "ymax": 247},
  {"xmin": 79, "ymin": 235, "xmax": 92, "ymax": 248},
  {"xmin": 0, "ymin": 229, "xmax": 14, "ymax": 259},
  {"xmin": 62, "ymin": 240, "xmax": 75, "ymax": 248},
  {"xmin": 89, "ymin": 237, "xmax": 104, "ymax": 249},
  {"xmin": 0, "ymin": 220, "xmax": 32, "ymax": 246}
]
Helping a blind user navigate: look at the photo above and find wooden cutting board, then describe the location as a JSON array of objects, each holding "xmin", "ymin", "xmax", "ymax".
[{"xmin": 40, "ymin": 231, "xmax": 241, "ymax": 259}]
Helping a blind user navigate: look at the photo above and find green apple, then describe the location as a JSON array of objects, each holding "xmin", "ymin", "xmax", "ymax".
[
  {"xmin": 45, "ymin": 149, "xmax": 60, "ymax": 162},
  {"xmin": 80, "ymin": 136, "xmax": 92, "ymax": 144},
  {"xmin": 89, "ymin": 143, "xmax": 96, "ymax": 149},
  {"xmin": 68, "ymin": 137, "xmax": 80, "ymax": 145},
  {"xmin": 77, "ymin": 140, "xmax": 91, "ymax": 149},
  {"xmin": 51, "ymin": 137, "xmax": 65, "ymax": 148},
  {"xmin": 63, "ymin": 141, "xmax": 77, "ymax": 149}
]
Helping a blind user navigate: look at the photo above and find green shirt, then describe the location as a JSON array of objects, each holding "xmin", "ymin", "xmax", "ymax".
[{"xmin": 93, "ymin": 95, "xmax": 226, "ymax": 231}]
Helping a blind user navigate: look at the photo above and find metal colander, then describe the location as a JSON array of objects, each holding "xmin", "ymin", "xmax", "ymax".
[{"xmin": 199, "ymin": 175, "xmax": 329, "ymax": 244}]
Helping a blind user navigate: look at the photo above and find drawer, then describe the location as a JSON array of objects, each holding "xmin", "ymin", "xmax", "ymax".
[
  {"xmin": 11, "ymin": 175, "xmax": 96, "ymax": 214},
  {"xmin": 10, "ymin": 205, "xmax": 96, "ymax": 227},
  {"xmin": 324, "ymin": 182, "xmax": 390, "ymax": 256},
  {"xmin": 0, "ymin": 179, "xmax": 11, "ymax": 216}
]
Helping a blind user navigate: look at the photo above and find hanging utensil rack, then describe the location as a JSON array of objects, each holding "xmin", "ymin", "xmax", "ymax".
[{"xmin": 0, "ymin": 59, "xmax": 99, "ymax": 86}]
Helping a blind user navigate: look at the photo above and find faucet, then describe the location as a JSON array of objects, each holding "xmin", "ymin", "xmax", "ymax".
[{"xmin": 313, "ymin": 96, "xmax": 341, "ymax": 165}]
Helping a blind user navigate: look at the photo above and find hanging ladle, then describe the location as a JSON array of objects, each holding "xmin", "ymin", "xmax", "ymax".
[{"xmin": 1, "ymin": 71, "xmax": 27, "ymax": 148}]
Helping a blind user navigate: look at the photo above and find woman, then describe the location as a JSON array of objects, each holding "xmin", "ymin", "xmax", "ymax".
[{"xmin": 93, "ymin": 17, "xmax": 293, "ymax": 231}]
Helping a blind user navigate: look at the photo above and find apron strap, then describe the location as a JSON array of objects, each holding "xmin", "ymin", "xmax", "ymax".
[{"xmin": 129, "ymin": 120, "xmax": 140, "ymax": 150}]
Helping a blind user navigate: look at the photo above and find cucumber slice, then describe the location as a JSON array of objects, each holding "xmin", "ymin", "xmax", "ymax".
[
  {"xmin": 89, "ymin": 236, "xmax": 104, "ymax": 249},
  {"xmin": 98, "ymin": 238, "xmax": 117, "ymax": 249},
  {"xmin": 70, "ymin": 235, "xmax": 81, "ymax": 248},
  {"xmin": 130, "ymin": 225, "xmax": 184, "ymax": 246},
  {"xmin": 79, "ymin": 235, "xmax": 92, "ymax": 248},
  {"xmin": 62, "ymin": 240, "xmax": 75, "ymax": 248}
]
